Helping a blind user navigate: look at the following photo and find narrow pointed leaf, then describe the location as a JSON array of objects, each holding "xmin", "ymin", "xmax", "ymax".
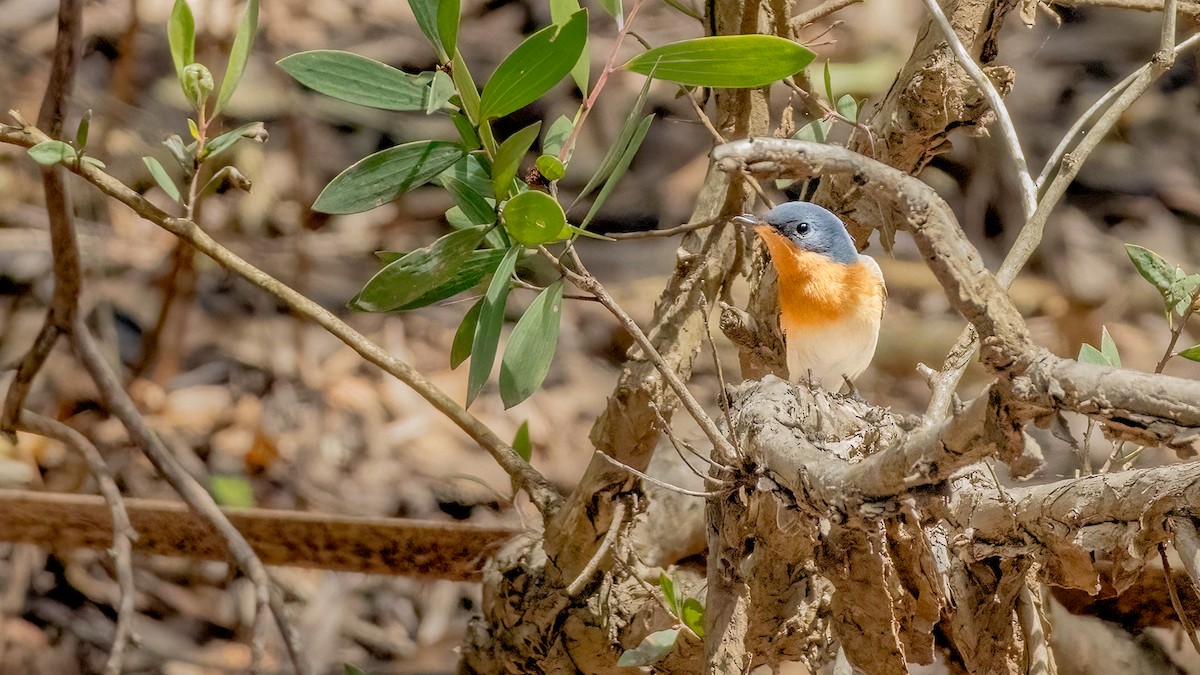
[
  {"xmin": 659, "ymin": 572, "xmax": 679, "ymax": 615},
  {"xmin": 451, "ymin": 50, "xmax": 482, "ymax": 123},
  {"xmin": 499, "ymin": 280, "xmax": 564, "ymax": 407},
  {"xmin": 201, "ymin": 121, "xmax": 267, "ymax": 161},
  {"xmin": 168, "ymin": 0, "xmax": 196, "ymax": 85},
  {"xmin": 492, "ymin": 122, "xmax": 541, "ymax": 198},
  {"xmin": 1099, "ymin": 326, "xmax": 1121, "ymax": 368},
  {"xmin": 581, "ymin": 114, "xmax": 652, "ymax": 228},
  {"xmin": 595, "ymin": 0, "xmax": 622, "ymax": 19},
  {"xmin": 314, "ymin": 141, "xmax": 465, "ymax": 214},
  {"xmin": 681, "ymin": 598, "xmax": 705, "ymax": 638},
  {"xmin": 479, "ymin": 10, "xmax": 588, "ymax": 120},
  {"xmin": 1077, "ymin": 343, "xmax": 1110, "ymax": 367},
  {"xmin": 623, "ymin": 35, "xmax": 815, "ymax": 87},
  {"xmin": 823, "ymin": 61, "xmax": 834, "ymax": 104},
  {"xmin": 467, "ymin": 246, "xmax": 521, "ymax": 405},
  {"xmin": 164, "ymin": 134, "xmax": 192, "ymax": 168},
  {"xmin": 1126, "ymin": 244, "xmax": 1178, "ymax": 309},
  {"xmin": 143, "ymin": 156, "xmax": 182, "ymax": 203},
  {"xmin": 278, "ymin": 51, "xmax": 431, "ymax": 111},
  {"xmin": 350, "ymin": 226, "xmax": 487, "ymax": 312},
  {"xmin": 550, "ymin": 0, "xmax": 589, "ymax": 94},
  {"xmin": 410, "ymin": 0, "xmax": 460, "ymax": 61},
  {"xmin": 1178, "ymin": 344, "xmax": 1200, "ymax": 362},
  {"xmin": 214, "ymin": 0, "xmax": 259, "ymax": 116},
  {"xmin": 512, "ymin": 421, "xmax": 533, "ymax": 461},
  {"xmin": 75, "ymin": 109, "xmax": 91, "ymax": 150},
  {"xmin": 616, "ymin": 628, "xmax": 680, "ymax": 667},
  {"xmin": 542, "ymin": 115, "xmax": 574, "ymax": 158},
  {"xmin": 452, "ymin": 298, "xmax": 484, "ymax": 369},
  {"xmin": 437, "ymin": 154, "xmax": 498, "ymax": 227},
  {"xmin": 574, "ymin": 76, "xmax": 650, "ymax": 206},
  {"xmin": 27, "ymin": 141, "xmax": 76, "ymax": 166},
  {"xmin": 369, "ymin": 248, "xmax": 505, "ymax": 311}
]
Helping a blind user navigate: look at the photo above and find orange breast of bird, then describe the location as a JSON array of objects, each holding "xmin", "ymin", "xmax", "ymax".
[{"xmin": 756, "ymin": 227, "xmax": 879, "ymax": 328}]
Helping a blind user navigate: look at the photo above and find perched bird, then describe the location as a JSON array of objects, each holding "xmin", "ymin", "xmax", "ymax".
[{"xmin": 736, "ymin": 202, "xmax": 886, "ymax": 387}]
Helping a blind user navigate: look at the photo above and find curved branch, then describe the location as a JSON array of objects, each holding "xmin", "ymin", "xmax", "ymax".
[{"xmin": 0, "ymin": 120, "xmax": 560, "ymax": 519}]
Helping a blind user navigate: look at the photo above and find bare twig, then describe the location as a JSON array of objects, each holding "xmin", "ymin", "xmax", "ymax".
[
  {"xmin": 15, "ymin": 414, "xmax": 135, "ymax": 675},
  {"xmin": 568, "ymin": 500, "xmax": 627, "ymax": 597},
  {"xmin": 679, "ymin": 92, "xmax": 773, "ymax": 207},
  {"xmin": 921, "ymin": 0, "xmax": 1037, "ymax": 219},
  {"xmin": 1049, "ymin": 0, "xmax": 1200, "ymax": 15},
  {"xmin": 69, "ymin": 315, "xmax": 311, "ymax": 675},
  {"xmin": 606, "ymin": 216, "xmax": 721, "ymax": 240},
  {"xmin": 1016, "ymin": 581, "xmax": 1058, "ymax": 675},
  {"xmin": 1158, "ymin": 543, "xmax": 1200, "ymax": 655},
  {"xmin": 924, "ymin": 3, "xmax": 1196, "ymax": 421},
  {"xmin": 789, "ymin": 0, "xmax": 863, "ymax": 27},
  {"xmin": 1, "ymin": 0, "xmax": 84, "ymax": 434},
  {"xmin": 597, "ymin": 452, "xmax": 724, "ymax": 498},
  {"xmin": 547, "ymin": 247, "xmax": 739, "ymax": 460},
  {"xmin": 0, "ymin": 120, "xmax": 561, "ymax": 519}
]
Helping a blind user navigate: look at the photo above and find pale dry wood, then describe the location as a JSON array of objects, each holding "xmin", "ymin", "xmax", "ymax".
[{"xmin": 0, "ymin": 489, "xmax": 516, "ymax": 580}]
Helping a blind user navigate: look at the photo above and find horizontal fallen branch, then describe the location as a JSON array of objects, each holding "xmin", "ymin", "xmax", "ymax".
[{"xmin": 0, "ymin": 489, "xmax": 518, "ymax": 580}]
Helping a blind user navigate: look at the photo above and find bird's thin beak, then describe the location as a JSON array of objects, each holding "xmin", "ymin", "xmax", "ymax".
[{"xmin": 731, "ymin": 214, "xmax": 761, "ymax": 228}]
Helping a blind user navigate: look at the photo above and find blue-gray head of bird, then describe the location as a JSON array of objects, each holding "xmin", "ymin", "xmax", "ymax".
[{"xmin": 735, "ymin": 202, "xmax": 859, "ymax": 265}]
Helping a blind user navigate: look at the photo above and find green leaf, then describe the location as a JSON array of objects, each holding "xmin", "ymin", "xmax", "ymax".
[
  {"xmin": 499, "ymin": 280, "xmax": 564, "ymax": 407},
  {"xmin": 681, "ymin": 598, "xmax": 705, "ymax": 638},
  {"xmin": 426, "ymin": 70, "xmax": 456, "ymax": 114},
  {"xmin": 504, "ymin": 191, "xmax": 569, "ymax": 245},
  {"xmin": 1077, "ymin": 343, "xmax": 1110, "ymax": 367},
  {"xmin": 75, "ymin": 109, "xmax": 91, "ymax": 150},
  {"xmin": 1099, "ymin": 325, "xmax": 1121, "ymax": 368},
  {"xmin": 574, "ymin": 77, "xmax": 651, "ymax": 205},
  {"xmin": 201, "ymin": 121, "xmax": 267, "ymax": 161},
  {"xmin": 143, "ymin": 156, "xmax": 182, "ymax": 203},
  {"xmin": 278, "ymin": 50, "xmax": 431, "ymax": 111},
  {"xmin": 581, "ymin": 114, "xmax": 652, "ymax": 228},
  {"xmin": 794, "ymin": 119, "xmax": 828, "ymax": 143},
  {"xmin": 168, "ymin": 0, "xmax": 196, "ymax": 86},
  {"xmin": 836, "ymin": 93, "xmax": 858, "ymax": 121},
  {"xmin": 80, "ymin": 156, "xmax": 106, "ymax": 169},
  {"xmin": 27, "ymin": 141, "xmax": 76, "ymax": 166},
  {"xmin": 467, "ymin": 246, "xmax": 521, "ymax": 406},
  {"xmin": 344, "ymin": 665, "xmax": 367, "ymax": 675},
  {"xmin": 617, "ymin": 628, "xmax": 680, "ymax": 667},
  {"xmin": 1178, "ymin": 344, "xmax": 1200, "ymax": 362},
  {"xmin": 823, "ymin": 60, "xmax": 834, "ymax": 104},
  {"xmin": 410, "ymin": 0, "xmax": 460, "ymax": 61},
  {"xmin": 623, "ymin": 35, "xmax": 816, "ymax": 88},
  {"xmin": 659, "ymin": 572, "xmax": 679, "ymax": 615},
  {"xmin": 451, "ymin": 50, "xmax": 482, "ymax": 123},
  {"xmin": 542, "ymin": 115, "xmax": 574, "ymax": 158},
  {"xmin": 365, "ymin": 248, "xmax": 505, "ymax": 311},
  {"xmin": 550, "ymin": 0, "xmax": 589, "ymax": 94},
  {"xmin": 214, "ymin": 0, "xmax": 258, "ymax": 116},
  {"xmin": 437, "ymin": 154, "xmax": 499, "ymax": 228},
  {"xmin": 595, "ymin": 0, "xmax": 622, "ymax": 19},
  {"xmin": 479, "ymin": 11, "xmax": 588, "ymax": 120},
  {"xmin": 1169, "ymin": 274, "xmax": 1200, "ymax": 315},
  {"xmin": 349, "ymin": 226, "xmax": 487, "ymax": 312},
  {"xmin": 492, "ymin": 122, "xmax": 541, "ymax": 198},
  {"xmin": 164, "ymin": 134, "xmax": 192, "ymax": 169},
  {"xmin": 536, "ymin": 154, "xmax": 565, "ymax": 181},
  {"xmin": 314, "ymin": 141, "xmax": 465, "ymax": 214},
  {"xmin": 452, "ymin": 112, "xmax": 482, "ymax": 149},
  {"xmin": 512, "ymin": 420, "xmax": 533, "ymax": 461},
  {"xmin": 452, "ymin": 298, "xmax": 484, "ymax": 369},
  {"xmin": 209, "ymin": 474, "xmax": 255, "ymax": 508},
  {"xmin": 1126, "ymin": 244, "xmax": 1179, "ymax": 311}
]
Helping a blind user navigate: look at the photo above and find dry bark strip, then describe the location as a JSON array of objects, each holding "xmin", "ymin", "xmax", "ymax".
[{"xmin": 0, "ymin": 489, "xmax": 516, "ymax": 580}]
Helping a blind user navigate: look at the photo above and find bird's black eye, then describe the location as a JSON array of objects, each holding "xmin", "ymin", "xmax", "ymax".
[{"xmin": 796, "ymin": 222, "xmax": 810, "ymax": 235}]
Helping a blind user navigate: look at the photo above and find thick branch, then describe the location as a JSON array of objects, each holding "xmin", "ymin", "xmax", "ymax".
[{"xmin": 713, "ymin": 138, "xmax": 1200, "ymax": 446}]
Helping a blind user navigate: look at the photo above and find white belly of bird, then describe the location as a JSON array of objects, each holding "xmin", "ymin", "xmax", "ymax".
[{"xmin": 783, "ymin": 312, "xmax": 880, "ymax": 387}]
